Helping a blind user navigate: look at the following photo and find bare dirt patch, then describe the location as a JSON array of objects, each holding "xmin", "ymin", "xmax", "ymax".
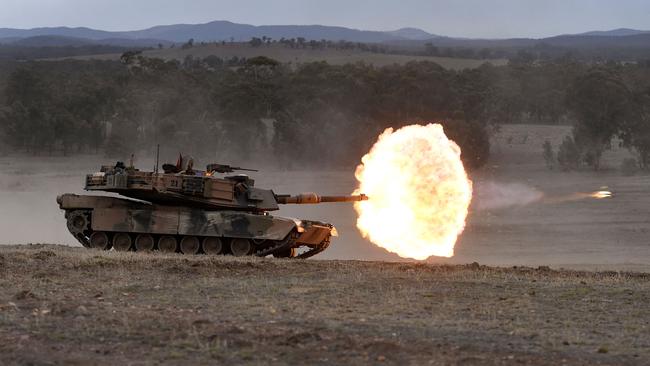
[{"xmin": 0, "ymin": 245, "xmax": 647, "ymax": 365}]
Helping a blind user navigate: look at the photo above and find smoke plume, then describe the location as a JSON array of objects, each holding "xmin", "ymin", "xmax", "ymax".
[{"xmin": 474, "ymin": 181, "xmax": 543, "ymax": 211}]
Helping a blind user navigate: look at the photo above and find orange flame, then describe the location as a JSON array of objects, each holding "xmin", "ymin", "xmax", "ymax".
[
  {"xmin": 353, "ymin": 124, "xmax": 473, "ymax": 260},
  {"xmin": 544, "ymin": 190, "xmax": 613, "ymax": 204}
]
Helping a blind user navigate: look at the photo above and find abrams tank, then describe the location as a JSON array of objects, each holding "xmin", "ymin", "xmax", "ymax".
[{"xmin": 57, "ymin": 158, "xmax": 367, "ymax": 259}]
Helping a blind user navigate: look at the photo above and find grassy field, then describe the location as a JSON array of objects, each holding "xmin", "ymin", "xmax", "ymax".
[
  {"xmin": 0, "ymin": 245, "xmax": 647, "ymax": 365},
  {"xmin": 64, "ymin": 43, "xmax": 507, "ymax": 69}
]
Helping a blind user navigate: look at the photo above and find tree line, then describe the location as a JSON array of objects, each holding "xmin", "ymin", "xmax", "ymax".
[{"xmin": 1, "ymin": 55, "xmax": 650, "ymax": 171}]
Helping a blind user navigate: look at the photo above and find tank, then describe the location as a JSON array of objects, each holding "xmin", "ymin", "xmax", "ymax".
[{"xmin": 57, "ymin": 159, "xmax": 367, "ymax": 259}]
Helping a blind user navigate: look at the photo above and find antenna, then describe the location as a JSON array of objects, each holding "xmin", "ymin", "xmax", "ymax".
[{"xmin": 155, "ymin": 144, "xmax": 160, "ymax": 174}]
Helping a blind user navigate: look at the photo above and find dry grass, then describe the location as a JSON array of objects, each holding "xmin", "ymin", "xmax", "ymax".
[
  {"xmin": 0, "ymin": 244, "xmax": 648, "ymax": 365},
  {"xmin": 60, "ymin": 43, "xmax": 507, "ymax": 69}
]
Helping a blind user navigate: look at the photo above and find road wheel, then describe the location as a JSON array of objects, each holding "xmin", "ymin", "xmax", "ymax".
[
  {"xmin": 273, "ymin": 247, "xmax": 296, "ymax": 258},
  {"xmin": 180, "ymin": 236, "xmax": 200, "ymax": 255},
  {"xmin": 158, "ymin": 236, "xmax": 177, "ymax": 253},
  {"xmin": 135, "ymin": 234, "xmax": 155, "ymax": 252},
  {"xmin": 202, "ymin": 237, "xmax": 223, "ymax": 255},
  {"xmin": 89, "ymin": 232, "xmax": 110, "ymax": 250},
  {"xmin": 230, "ymin": 238, "xmax": 252, "ymax": 257},
  {"xmin": 66, "ymin": 211, "xmax": 89, "ymax": 235},
  {"xmin": 113, "ymin": 233, "xmax": 132, "ymax": 252}
]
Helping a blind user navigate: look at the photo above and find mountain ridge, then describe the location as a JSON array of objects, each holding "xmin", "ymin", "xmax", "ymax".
[
  {"xmin": 578, "ymin": 28, "xmax": 650, "ymax": 37},
  {"xmin": 2, "ymin": 21, "xmax": 648, "ymax": 44},
  {"xmin": 0, "ymin": 21, "xmax": 411, "ymax": 43}
]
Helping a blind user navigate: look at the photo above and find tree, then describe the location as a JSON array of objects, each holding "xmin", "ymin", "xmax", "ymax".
[
  {"xmin": 120, "ymin": 50, "xmax": 143, "ymax": 66},
  {"xmin": 442, "ymin": 119, "xmax": 490, "ymax": 170},
  {"xmin": 557, "ymin": 135, "xmax": 581, "ymax": 170},
  {"xmin": 542, "ymin": 140, "xmax": 555, "ymax": 170},
  {"xmin": 181, "ymin": 38, "xmax": 195, "ymax": 49},
  {"xmin": 249, "ymin": 37, "xmax": 263, "ymax": 47},
  {"xmin": 619, "ymin": 88, "xmax": 650, "ymax": 168},
  {"xmin": 567, "ymin": 69, "xmax": 633, "ymax": 170},
  {"xmin": 424, "ymin": 42, "xmax": 438, "ymax": 56},
  {"xmin": 3, "ymin": 67, "xmax": 52, "ymax": 153}
]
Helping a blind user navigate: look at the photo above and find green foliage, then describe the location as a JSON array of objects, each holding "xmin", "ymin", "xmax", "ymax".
[
  {"xmin": 181, "ymin": 38, "xmax": 194, "ymax": 50},
  {"xmin": 557, "ymin": 136, "xmax": 581, "ymax": 171},
  {"xmin": 249, "ymin": 37, "xmax": 263, "ymax": 48},
  {"xmin": 0, "ymin": 62, "xmax": 122, "ymax": 155},
  {"xmin": 619, "ymin": 87, "xmax": 650, "ymax": 169},
  {"xmin": 104, "ymin": 133, "xmax": 130, "ymax": 159},
  {"xmin": 620, "ymin": 158, "xmax": 638, "ymax": 176},
  {"xmin": 2, "ymin": 56, "xmax": 649, "ymax": 171},
  {"xmin": 567, "ymin": 69, "xmax": 633, "ymax": 170},
  {"xmin": 442, "ymin": 120, "xmax": 490, "ymax": 170},
  {"xmin": 542, "ymin": 140, "xmax": 555, "ymax": 170}
]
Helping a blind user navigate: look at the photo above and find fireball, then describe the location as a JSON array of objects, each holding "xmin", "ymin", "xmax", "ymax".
[{"xmin": 353, "ymin": 124, "xmax": 473, "ymax": 260}]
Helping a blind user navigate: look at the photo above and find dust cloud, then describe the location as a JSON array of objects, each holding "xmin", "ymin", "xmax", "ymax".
[{"xmin": 1, "ymin": 149, "xmax": 649, "ymax": 271}]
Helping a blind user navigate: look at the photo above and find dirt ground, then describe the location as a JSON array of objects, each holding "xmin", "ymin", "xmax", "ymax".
[
  {"xmin": 1, "ymin": 124, "xmax": 650, "ymax": 364},
  {"xmin": 0, "ymin": 245, "xmax": 648, "ymax": 365}
]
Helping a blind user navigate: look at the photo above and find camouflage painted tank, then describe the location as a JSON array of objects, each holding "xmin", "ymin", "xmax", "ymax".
[{"xmin": 57, "ymin": 158, "xmax": 366, "ymax": 258}]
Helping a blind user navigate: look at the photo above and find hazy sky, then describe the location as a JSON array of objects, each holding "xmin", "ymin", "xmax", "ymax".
[{"xmin": 1, "ymin": 0, "xmax": 649, "ymax": 38}]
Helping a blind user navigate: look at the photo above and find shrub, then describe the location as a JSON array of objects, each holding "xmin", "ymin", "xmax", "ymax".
[
  {"xmin": 557, "ymin": 136, "xmax": 581, "ymax": 171},
  {"xmin": 104, "ymin": 134, "xmax": 130, "ymax": 159},
  {"xmin": 620, "ymin": 158, "xmax": 638, "ymax": 176},
  {"xmin": 542, "ymin": 140, "xmax": 554, "ymax": 170}
]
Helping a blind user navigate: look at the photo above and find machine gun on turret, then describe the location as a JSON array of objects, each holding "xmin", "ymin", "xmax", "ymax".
[{"xmin": 206, "ymin": 163, "xmax": 259, "ymax": 174}]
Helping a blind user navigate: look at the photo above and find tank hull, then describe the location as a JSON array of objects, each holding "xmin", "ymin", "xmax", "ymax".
[{"xmin": 58, "ymin": 194, "xmax": 334, "ymax": 258}]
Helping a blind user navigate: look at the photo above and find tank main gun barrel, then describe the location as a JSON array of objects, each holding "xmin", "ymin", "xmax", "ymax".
[{"xmin": 276, "ymin": 193, "xmax": 368, "ymax": 204}]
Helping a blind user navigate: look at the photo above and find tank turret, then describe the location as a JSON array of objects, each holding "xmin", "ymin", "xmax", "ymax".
[
  {"xmin": 82, "ymin": 161, "xmax": 366, "ymax": 212},
  {"xmin": 57, "ymin": 160, "xmax": 367, "ymax": 259}
]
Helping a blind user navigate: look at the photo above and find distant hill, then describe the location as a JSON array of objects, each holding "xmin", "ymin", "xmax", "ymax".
[
  {"xmin": 385, "ymin": 28, "xmax": 440, "ymax": 40},
  {"xmin": 0, "ymin": 37, "xmax": 21, "ymax": 44},
  {"xmin": 1, "ymin": 21, "xmax": 650, "ymax": 62},
  {"xmin": 578, "ymin": 28, "xmax": 650, "ymax": 37},
  {"xmin": 1, "ymin": 21, "xmax": 650, "ymax": 47},
  {"xmin": 0, "ymin": 21, "xmax": 422, "ymax": 44},
  {"xmin": 386, "ymin": 31, "xmax": 650, "ymax": 61},
  {"xmin": 129, "ymin": 22, "xmax": 410, "ymax": 43},
  {"xmin": 0, "ymin": 36, "xmax": 156, "ymax": 61},
  {"xmin": 0, "ymin": 26, "xmax": 115, "ymax": 40},
  {"xmin": 542, "ymin": 33, "xmax": 650, "ymax": 48},
  {"xmin": 393, "ymin": 32, "xmax": 650, "ymax": 49},
  {"xmin": 11, "ymin": 35, "xmax": 95, "ymax": 47},
  {"xmin": 7, "ymin": 35, "xmax": 170, "ymax": 48}
]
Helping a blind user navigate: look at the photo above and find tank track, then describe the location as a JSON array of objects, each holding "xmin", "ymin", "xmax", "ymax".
[
  {"xmin": 253, "ymin": 232, "xmax": 330, "ymax": 259},
  {"xmin": 64, "ymin": 210, "xmax": 92, "ymax": 248},
  {"xmin": 64, "ymin": 209, "xmax": 329, "ymax": 259}
]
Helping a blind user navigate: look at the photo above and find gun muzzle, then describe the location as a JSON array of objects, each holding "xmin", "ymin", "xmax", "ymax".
[{"xmin": 277, "ymin": 193, "xmax": 368, "ymax": 204}]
